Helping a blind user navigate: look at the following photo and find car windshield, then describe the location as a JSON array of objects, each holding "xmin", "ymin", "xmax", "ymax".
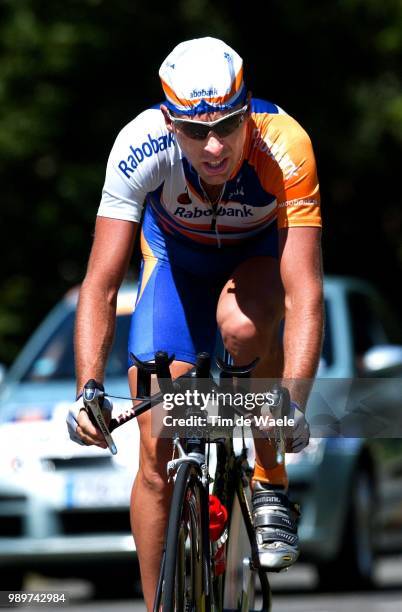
[{"xmin": 22, "ymin": 312, "xmax": 131, "ymax": 382}]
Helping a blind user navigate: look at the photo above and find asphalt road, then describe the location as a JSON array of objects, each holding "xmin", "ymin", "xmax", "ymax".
[{"xmin": 17, "ymin": 556, "xmax": 402, "ymax": 611}]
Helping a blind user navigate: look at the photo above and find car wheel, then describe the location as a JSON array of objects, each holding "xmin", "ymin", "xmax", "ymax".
[{"xmin": 318, "ymin": 468, "xmax": 375, "ymax": 591}]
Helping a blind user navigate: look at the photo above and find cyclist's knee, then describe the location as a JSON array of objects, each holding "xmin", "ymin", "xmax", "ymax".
[
  {"xmin": 219, "ymin": 313, "xmax": 266, "ymax": 357},
  {"xmin": 135, "ymin": 428, "xmax": 171, "ymax": 495},
  {"xmin": 137, "ymin": 462, "xmax": 170, "ymax": 496}
]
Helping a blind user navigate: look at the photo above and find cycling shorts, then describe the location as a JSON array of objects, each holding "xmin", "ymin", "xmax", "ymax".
[{"xmin": 128, "ymin": 206, "xmax": 279, "ymax": 366}]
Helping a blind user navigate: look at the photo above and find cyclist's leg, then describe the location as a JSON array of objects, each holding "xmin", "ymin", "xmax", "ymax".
[
  {"xmin": 129, "ymin": 360, "xmax": 192, "ymax": 610},
  {"xmin": 216, "ymin": 254, "xmax": 285, "ymax": 475},
  {"xmin": 217, "ymin": 255, "xmax": 301, "ymax": 570}
]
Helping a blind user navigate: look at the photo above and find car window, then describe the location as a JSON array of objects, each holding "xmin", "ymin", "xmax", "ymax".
[
  {"xmin": 348, "ymin": 292, "xmax": 388, "ymax": 355},
  {"xmin": 21, "ymin": 312, "xmax": 131, "ymax": 382},
  {"xmin": 375, "ymin": 299, "xmax": 402, "ymax": 345}
]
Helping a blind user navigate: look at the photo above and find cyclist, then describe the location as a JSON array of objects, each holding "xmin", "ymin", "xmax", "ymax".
[{"xmin": 67, "ymin": 37, "xmax": 323, "ymax": 609}]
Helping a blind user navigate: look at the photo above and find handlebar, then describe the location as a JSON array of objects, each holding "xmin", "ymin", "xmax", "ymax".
[{"xmin": 83, "ymin": 352, "xmax": 291, "ymax": 457}]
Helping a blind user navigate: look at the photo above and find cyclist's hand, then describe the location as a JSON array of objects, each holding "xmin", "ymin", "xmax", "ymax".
[
  {"xmin": 286, "ymin": 401, "xmax": 310, "ymax": 453},
  {"xmin": 66, "ymin": 396, "xmax": 113, "ymax": 449}
]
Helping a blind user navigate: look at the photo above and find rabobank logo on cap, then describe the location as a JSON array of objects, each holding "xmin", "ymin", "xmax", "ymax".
[
  {"xmin": 159, "ymin": 37, "xmax": 246, "ymax": 116},
  {"xmin": 189, "ymin": 88, "xmax": 218, "ymax": 99}
]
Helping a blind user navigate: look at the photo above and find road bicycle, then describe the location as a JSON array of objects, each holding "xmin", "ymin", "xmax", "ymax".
[{"xmin": 83, "ymin": 350, "xmax": 291, "ymax": 611}]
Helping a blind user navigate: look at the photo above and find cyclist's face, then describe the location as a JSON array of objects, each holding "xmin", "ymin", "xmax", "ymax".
[{"xmin": 162, "ymin": 104, "xmax": 250, "ymax": 186}]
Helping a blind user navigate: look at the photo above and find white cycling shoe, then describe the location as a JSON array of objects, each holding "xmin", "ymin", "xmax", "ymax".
[{"xmin": 252, "ymin": 481, "xmax": 301, "ymax": 571}]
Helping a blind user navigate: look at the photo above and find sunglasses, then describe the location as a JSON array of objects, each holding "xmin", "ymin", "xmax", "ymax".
[{"xmin": 167, "ymin": 104, "xmax": 249, "ymax": 140}]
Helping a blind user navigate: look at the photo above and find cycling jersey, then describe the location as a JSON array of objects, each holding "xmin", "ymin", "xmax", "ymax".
[
  {"xmin": 98, "ymin": 98, "xmax": 321, "ymax": 247},
  {"xmin": 97, "ymin": 98, "xmax": 321, "ymax": 365}
]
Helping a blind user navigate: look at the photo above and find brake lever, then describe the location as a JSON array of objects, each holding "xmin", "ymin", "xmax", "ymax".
[
  {"xmin": 269, "ymin": 384, "xmax": 291, "ymax": 464},
  {"xmin": 83, "ymin": 380, "xmax": 117, "ymax": 455}
]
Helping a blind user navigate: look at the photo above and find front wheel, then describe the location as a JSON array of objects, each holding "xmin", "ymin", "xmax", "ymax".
[{"xmin": 154, "ymin": 463, "xmax": 210, "ymax": 611}]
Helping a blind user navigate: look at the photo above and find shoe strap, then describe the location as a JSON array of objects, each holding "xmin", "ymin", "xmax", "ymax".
[
  {"xmin": 258, "ymin": 527, "xmax": 299, "ymax": 547},
  {"xmin": 254, "ymin": 511, "xmax": 297, "ymax": 533},
  {"xmin": 252, "ymin": 490, "xmax": 300, "ymax": 516}
]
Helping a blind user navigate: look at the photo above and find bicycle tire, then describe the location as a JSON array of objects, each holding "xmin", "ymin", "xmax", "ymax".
[
  {"xmin": 212, "ymin": 440, "xmax": 272, "ymax": 612},
  {"xmin": 155, "ymin": 462, "xmax": 210, "ymax": 612}
]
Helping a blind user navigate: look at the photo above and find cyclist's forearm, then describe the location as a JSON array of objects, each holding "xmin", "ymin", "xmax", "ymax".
[
  {"xmin": 74, "ymin": 217, "xmax": 138, "ymax": 395},
  {"xmin": 74, "ymin": 280, "xmax": 118, "ymax": 394},
  {"xmin": 282, "ymin": 289, "xmax": 324, "ymax": 409}
]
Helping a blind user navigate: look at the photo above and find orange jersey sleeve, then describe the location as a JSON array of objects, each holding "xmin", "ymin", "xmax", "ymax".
[{"xmin": 246, "ymin": 112, "xmax": 321, "ymax": 228}]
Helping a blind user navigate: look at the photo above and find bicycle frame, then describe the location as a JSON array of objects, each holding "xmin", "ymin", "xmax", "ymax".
[
  {"xmin": 212, "ymin": 437, "xmax": 272, "ymax": 611},
  {"xmin": 84, "ymin": 350, "xmax": 289, "ymax": 611},
  {"xmin": 152, "ymin": 418, "xmax": 271, "ymax": 611}
]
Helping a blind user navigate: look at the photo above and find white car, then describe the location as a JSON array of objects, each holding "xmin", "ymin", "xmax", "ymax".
[{"xmin": 0, "ymin": 285, "xmax": 141, "ymax": 596}]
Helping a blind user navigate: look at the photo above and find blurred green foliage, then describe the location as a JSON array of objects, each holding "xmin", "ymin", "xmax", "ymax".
[{"xmin": 0, "ymin": 0, "xmax": 401, "ymax": 364}]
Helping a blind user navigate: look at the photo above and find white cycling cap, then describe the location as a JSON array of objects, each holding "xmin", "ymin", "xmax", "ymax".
[{"xmin": 159, "ymin": 37, "xmax": 247, "ymax": 116}]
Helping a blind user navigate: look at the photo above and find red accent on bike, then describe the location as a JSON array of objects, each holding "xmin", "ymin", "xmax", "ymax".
[
  {"xmin": 209, "ymin": 494, "xmax": 228, "ymax": 576},
  {"xmin": 209, "ymin": 495, "xmax": 228, "ymax": 540}
]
